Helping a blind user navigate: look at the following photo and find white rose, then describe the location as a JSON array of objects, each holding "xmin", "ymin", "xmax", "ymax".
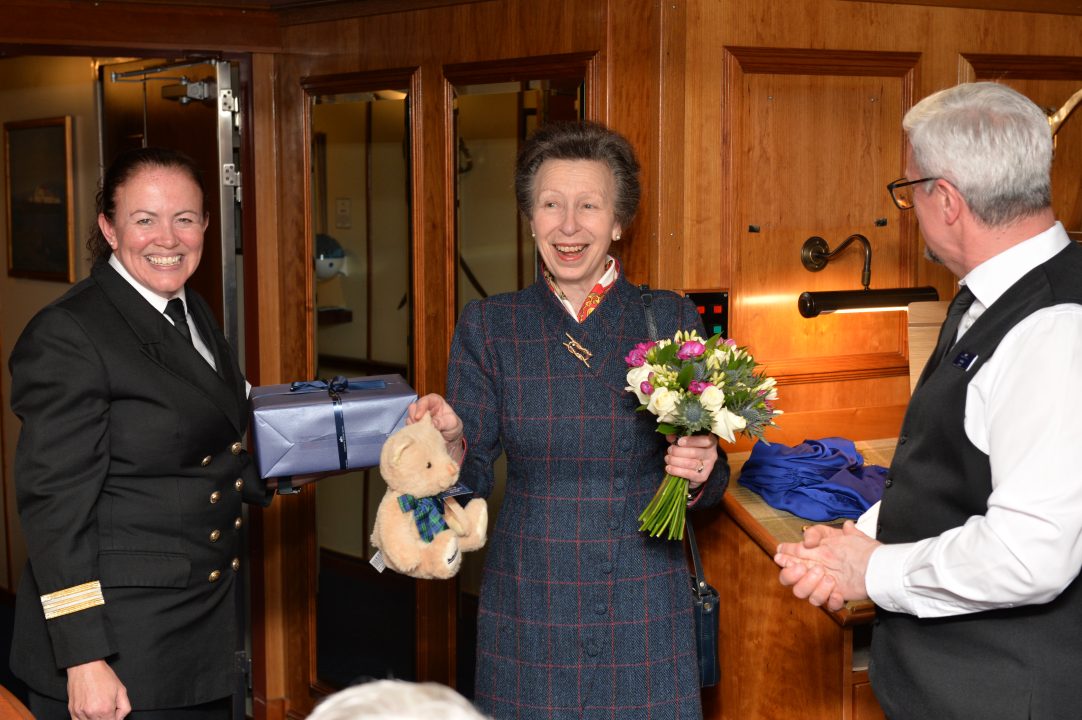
[
  {"xmin": 647, "ymin": 387, "xmax": 679, "ymax": 423},
  {"xmin": 699, "ymin": 384, "xmax": 725, "ymax": 414},
  {"xmin": 711, "ymin": 408, "xmax": 747, "ymax": 444},
  {"xmin": 625, "ymin": 365, "xmax": 654, "ymax": 404}
]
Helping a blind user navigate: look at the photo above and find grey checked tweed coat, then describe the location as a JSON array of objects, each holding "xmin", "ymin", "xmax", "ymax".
[{"xmin": 448, "ymin": 276, "xmax": 729, "ymax": 720}]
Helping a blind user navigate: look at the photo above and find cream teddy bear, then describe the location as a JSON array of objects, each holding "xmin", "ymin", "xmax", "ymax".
[{"xmin": 370, "ymin": 414, "xmax": 487, "ymax": 579}]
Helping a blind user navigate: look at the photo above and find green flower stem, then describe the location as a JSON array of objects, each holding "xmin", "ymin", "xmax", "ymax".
[{"xmin": 638, "ymin": 473, "xmax": 689, "ymax": 540}]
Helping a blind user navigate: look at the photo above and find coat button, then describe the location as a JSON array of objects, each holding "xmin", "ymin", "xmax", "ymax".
[
  {"xmin": 234, "ymin": 517, "xmax": 243, "ymax": 530},
  {"xmin": 594, "ymin": 602, "xmax": 607, "ymax": 616},
  {"xmin": 614, "ymin": 477, "xmax": 624, "ymax": 491},
  {"xmin": 601, "ymin": 561, "xmax": 613, "ymax": 574},
  {"xmin": 209, "ymin": 529, "xmax": 221, "ymax": 542},
  {"xmin": 585, "ymin": 640, "xmax": 599, "ymax": 657},
  {"xmin": 201, "ymin": 455, "xmax": 213, "ymax": 467},
  {"xmin": 234, "ymin": 478, "xmax": 244, "ymax": 491},
  {"xmin": 210, "ymin": 491, "xmax": 221, "ymax": 504},
  {"xmin": 898, "ymin": 434, "xmax": 908, "ymax": 445},
  {"xmin": 231, "ymin": 558, "xmax": 240, "ymax": 571},
  {"xmin": 231, "ymin": 442, "xmax": 242, "ymax": 455},
  {"xmin": 208, "ymin": 570, "xmax": 221, "ymax": 582},
  {"xmin": 884, "ymin": 478, "xmax": 893, "ymax": 488}
]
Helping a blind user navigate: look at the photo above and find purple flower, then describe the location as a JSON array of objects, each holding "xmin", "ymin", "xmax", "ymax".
[
  {"xmin": 625, "ymin": 341, "xmax": 655, "ymax": 367},
  {"xmin": 688, "ymin": 380, "xmax": 712, "ymax": 395},
  {"xmin": 676, "ymin": 340, "xmax": 706, "ymax": 360},
  {"xmin": 640, "ymin": 381, "xmax": 655, "ymax": 395}
]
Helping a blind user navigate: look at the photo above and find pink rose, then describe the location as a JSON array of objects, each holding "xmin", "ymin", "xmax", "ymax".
[
  {"xmin": 625, "ymin": 341, "xmax": 655, "ymax": 367},
  {"xmin": 676, "ymin": 340, "xmax": 706, "ymax": 360},
  {"xmin": 688, "ymin": 380, "xmax": 712, "ymax": 395},
  {"xmin": 640, "ymin": 380, "xmax": 655, "ymax": 395}
]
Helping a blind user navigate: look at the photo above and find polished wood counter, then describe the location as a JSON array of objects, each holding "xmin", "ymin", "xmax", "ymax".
[{"xmin": 697, "ymin": 439, "xmax": 895, "ymax": 720}]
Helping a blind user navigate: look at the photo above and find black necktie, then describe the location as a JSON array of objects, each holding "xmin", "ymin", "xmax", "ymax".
[
  {"xmin": 929, "ymin": 285, "xmax": 976, "ymax": 368},
  {"xmin": 164, "ymin": 297, "xmax": 193, "ymax": 344}
]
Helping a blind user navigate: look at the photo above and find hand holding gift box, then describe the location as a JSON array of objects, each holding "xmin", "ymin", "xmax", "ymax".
[{"xmin": 250, "ymin": 374, "xmax": 417, "ymax": 479}]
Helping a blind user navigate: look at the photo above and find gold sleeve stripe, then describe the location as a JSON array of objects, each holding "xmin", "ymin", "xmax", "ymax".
[{"xmin": 40, "ymin": 580, "xmax": 105, "ymax": 620}]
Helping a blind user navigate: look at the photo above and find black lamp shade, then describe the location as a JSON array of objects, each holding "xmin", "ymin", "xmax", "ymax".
[{"xmin": 798, "ymin": 287, "xmax": 940, "ymax": 318}]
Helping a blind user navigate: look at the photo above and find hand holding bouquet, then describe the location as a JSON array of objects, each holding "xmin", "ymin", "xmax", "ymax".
[{"xmin": 625, "ymin": 330, "xmax": 780, "ymax": 540}]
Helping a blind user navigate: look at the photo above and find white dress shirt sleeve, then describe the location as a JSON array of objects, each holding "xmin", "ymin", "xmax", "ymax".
[{"xmin": 866, "ymin": 303, "xmax": 1082, "ymax": 618}]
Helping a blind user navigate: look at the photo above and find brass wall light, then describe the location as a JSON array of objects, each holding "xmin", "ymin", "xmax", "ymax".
[{"xmin": 797, "ymin": 233, "xmax": 939, "ymax": 318}]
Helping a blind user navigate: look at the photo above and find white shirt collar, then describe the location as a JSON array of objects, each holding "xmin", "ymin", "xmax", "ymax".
[
  {"xmin": 960, "ymin": 221, "xmax": 1070, "ymax": 310},
  {"xmin": 108, "ymin": 253, "xmax": 188, "ymax": 313}
]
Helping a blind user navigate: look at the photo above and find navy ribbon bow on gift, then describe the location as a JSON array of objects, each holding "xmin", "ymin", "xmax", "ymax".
[
  {"xmin": 288, "ymin": 376, "xmax": 387, "ymax": 470},
  {"xmin": 397, "ymin": 494, "xmax": 449, "ymax": 543}
]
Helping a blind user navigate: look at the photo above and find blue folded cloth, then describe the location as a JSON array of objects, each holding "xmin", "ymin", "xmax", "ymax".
[{"xmin": 738, "ymin": 437, "xmax": 887, "ymax": 521}]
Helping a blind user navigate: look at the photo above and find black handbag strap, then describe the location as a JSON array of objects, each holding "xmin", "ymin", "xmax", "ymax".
[
  {"xmin": 639, "ymin": 284, "xmax": 658, "ymax": 338},
  {"xmin": 686, "ymin": 522, "xmax": 709, "ymax": 593}
]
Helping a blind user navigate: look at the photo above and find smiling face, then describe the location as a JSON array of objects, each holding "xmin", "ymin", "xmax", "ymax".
[
  {"xmin": 99, "ymin": 165, "xmax": 207, "ymax": 299},
  {"xmin": 530, "ymin": 159, "xmax": 621, "ymax": 308}
]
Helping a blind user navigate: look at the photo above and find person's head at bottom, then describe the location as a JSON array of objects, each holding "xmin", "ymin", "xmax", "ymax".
[{"xmin": 307, "ymin": 679, "xmax": 489, "ymax": 720}]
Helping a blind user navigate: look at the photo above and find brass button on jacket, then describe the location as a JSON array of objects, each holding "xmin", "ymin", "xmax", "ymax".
[
  {"xmin": 231, "ymin": 558, "xmax": 240, "ymax": 571},
  {"xmin": 234, "ymin": 478, "xmax": 244, "ymax": 491},
  {"xmin": 234, "ymin": 517, "xmax": 243, "ymax": 530},
  {"xmin": 209, "ymin": 491, "xmax": 221, "ymax": 504},
  {"xmin": 209, "ymin": 529, "xmax": 221, "ymax": 542},
  {"xmin": 201, "ymin": 455, "xmax": 213, "ymax": 467},
  {"xmin": 208, "ymin": 570, "xmax": 221, "ymax": 583},
  {"xmin": 230, "ymin": 442, "xmax": 242, "ymax": 455}
]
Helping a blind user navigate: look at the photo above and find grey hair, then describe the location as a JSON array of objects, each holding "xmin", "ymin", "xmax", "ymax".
[
  {"xmin": 903, "ymin": 81, "xmax": 1052, "ymax": 227},
  {"xmin": 306, "ymin": 680, "xmax": 490, "ymax": 720},
  {"xmin": 514, "ymin": 120, "xmax": 641, "ymax": 229}
]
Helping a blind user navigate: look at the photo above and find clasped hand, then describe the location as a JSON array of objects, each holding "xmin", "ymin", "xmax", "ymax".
[{"xmin": 774, "ymin": 520, "xmax": 880, "ymax": 612}]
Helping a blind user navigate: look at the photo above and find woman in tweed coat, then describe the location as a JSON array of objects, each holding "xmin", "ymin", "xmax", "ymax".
[{"xmin": 413, "ymin": 122, "xmax": 729, "ymax": 719}]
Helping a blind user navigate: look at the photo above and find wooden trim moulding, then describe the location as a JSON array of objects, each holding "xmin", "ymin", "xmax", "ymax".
[
  {"xmin": 963, "ymin": 53, "xmax": 1082, "ymax": 80},
  {"xmin": 442, "ymin": 51, "xmax": 598, "ymax": 85},
  {"xmin": 724, "ymin": 47, "xmax": 922, "ymax": 77},
  {"xmin": 763, "ymin": 352, "xmax": 910, "ymax": 386}
]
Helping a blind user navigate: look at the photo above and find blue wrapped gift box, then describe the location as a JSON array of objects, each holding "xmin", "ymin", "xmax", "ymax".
[{"xmin": 250, "ymin": 374, "xmax": 416, "ymax": 479}]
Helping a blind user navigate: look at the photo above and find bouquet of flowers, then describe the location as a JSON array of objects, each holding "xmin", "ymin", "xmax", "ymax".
[{"xmin": 625, "ymin": 330, "xmax": 780, "ymax": 540}]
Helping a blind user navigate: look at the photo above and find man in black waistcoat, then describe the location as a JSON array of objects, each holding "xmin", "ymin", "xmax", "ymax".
[{"xmin": 774, "ymin": 81, "xmax": 1082, "ymax": 720}]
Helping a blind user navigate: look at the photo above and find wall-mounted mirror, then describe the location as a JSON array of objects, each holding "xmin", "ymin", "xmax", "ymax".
[
  {"xmin": 307, "ymin": 81, "xmax": 413, "ymax": 691},
  {"xmin": 449, "ymin": 67, "xmax": 585, "ymax": 697}
]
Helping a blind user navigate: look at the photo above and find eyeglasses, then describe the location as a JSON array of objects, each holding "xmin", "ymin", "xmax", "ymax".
[{"xmin": 887, "ymin": 176, "xmax": 938, "ymax": 210}]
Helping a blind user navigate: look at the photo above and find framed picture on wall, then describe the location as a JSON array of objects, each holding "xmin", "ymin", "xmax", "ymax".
[{"xmin": 4, "ymin": 116, "xmax": 75, "ymax": 282}]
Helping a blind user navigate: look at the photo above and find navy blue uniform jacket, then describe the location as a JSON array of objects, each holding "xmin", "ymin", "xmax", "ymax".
[
  {"xmin": 9, "ymin": 262, "xmax": 270, "ymax": 709},
  {"xmin": 449, "ymin": 276, "xmax": 729, "ymax": 720}
]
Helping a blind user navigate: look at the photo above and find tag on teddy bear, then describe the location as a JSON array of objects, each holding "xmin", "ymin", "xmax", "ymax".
[{"xmin": 369, "ymin": 550, "xmax": 387, "ymax": 574}]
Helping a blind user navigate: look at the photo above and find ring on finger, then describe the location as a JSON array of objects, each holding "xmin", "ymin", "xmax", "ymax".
[{"xmin": 696, "ymin": 461, "xmax": 705, "ymax": 473}]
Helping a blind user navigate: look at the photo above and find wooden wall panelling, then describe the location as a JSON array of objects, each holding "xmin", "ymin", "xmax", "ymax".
[
  {"xmin": 247, "ymin": 49, "xmax": 291, "ymax": 720},
  {"xmin": 605, "ymin": 0, "xmax": 663, "ymax": 287},
  {"xmin": 960, "ymin": 53, "xmax": 1082, "ymax": 238},
  {"xmin": 416, "ymin": 58, "xmax": 457, "ymax": 687},
  {"xmin": 723, "ymin": 47, "xmax": 920, "ymax": 443},
  {"xmin": 699, "ymin": 504, "xmax": 850, "ymax": 720},
  {"xmin": 685, "ymin": 0, "xmax": 1082, "ymax": 448},
  {"xmin": 0, "ymin": 0, "xmax": 280, "ymax": 53},
  {"xmin": 657, "ymin": 0, "xmax": 690, "ymax": 291}
]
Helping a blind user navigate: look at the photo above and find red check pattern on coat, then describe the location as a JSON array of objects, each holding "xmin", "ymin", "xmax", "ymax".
[{"xmin": 448, "ymin": 276, "xmax": 729, "ymax": 720}]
